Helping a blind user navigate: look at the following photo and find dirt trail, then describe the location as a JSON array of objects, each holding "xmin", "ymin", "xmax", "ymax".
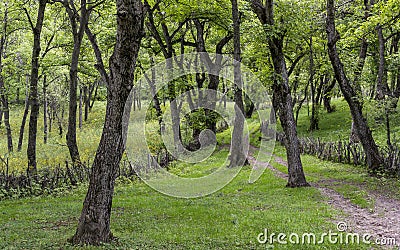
[{"xmin": 248, "ymin": 152, "xmax": 400, "ymax": 249}]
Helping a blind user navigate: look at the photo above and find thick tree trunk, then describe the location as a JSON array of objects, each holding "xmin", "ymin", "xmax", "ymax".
[
  {"xmin": 326, "ymin": 0, "xmax": 383, "ymax": 172},
  {"xmin": 26, "ymin": 0, "xmax": 47, "ymax": 177},
  {"xmin": 71, "ymin": 0, "xmax": 145, "ymax": 245},
  {"xmin": 249, "ymin": 0, "xmax": 309, "ymax": 187}
]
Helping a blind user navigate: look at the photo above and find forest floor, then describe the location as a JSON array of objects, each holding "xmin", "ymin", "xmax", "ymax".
[
  {"xmin": 249, "ymin": 144, "xmax": 400, "ymax": 249},
  {"xmin": 1, "ymin": 100, "xmax": 400, "ymax": 249}
]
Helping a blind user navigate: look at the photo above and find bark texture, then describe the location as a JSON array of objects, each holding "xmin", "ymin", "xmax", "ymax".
[
  {"xmin": 249, "ymin": 0, "xmax": 309, "ymax": 187},
  {"xmin": 326, "ymin": 0, "xmax": 383, "ymax": 172},
  {"xmin": 71, "ymin": 0, "xmax": 145, "ymax": 245},
  {"xmin": 25, "ymin": 0, "xmax": 47, "ymax": 176}
]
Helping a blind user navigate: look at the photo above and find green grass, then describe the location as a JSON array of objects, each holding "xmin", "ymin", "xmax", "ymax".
[
  {"xmin": 294, "ymin": 98, "xmax": 400, "ymax": 146},
  {"xmin": 1, "ymin": 159, "xmax": 372, "ymax": 249},
  {"xmin": 268, "ymin": 144, "xmax": 400, "ymax": 208},
  {"xmin": 1, "ymin": 100, "xmax": 399, "ymax": 249},
  {"xmin": 0, "ymin": 102, "xmax": 106, "ymax": 173}
]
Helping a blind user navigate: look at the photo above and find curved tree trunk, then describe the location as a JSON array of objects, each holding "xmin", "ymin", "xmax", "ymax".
[
  {"xmin": 326, "ymin": 0, "xmax": 383, "ymax": 172},
  {"xmin": 71, "ymin": 0, "xmax": 145, "ymax": 245},
  {"xmin": 63, "ymin": 0, "xmax": 90, "ymax": 166},
  {"xmin": 249, "ymin": 0, "xmax": 309, "ymax": 187}
]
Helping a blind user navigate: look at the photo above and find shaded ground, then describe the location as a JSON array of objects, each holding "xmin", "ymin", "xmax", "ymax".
[{"xmin": 248, "ymin": 150, "xmax": 400, "ymax": 249}]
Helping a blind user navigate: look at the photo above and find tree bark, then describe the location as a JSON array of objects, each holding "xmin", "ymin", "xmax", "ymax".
[
  {"xmin": 43, "ymin": 75, "xmax": 48, "ymax": 144},
  {"xmin": 229, "ymin": 0, "xmax": 248, "ymax": 168},
  {"xmin": 17, "ymin": 75, "xmax": 30, "ymax": 151},
  {"xmin": 249, "ymin": 0, "xmax": 309, "ymax": 187},
  {"xmin": 0, "ymin": 76, "xmax": 12, "ymax": 153},
  {"xmin": 62, "ymin": 0, "xmax": 91, "ymax": 166},
  {"xmin": 143, "ymin": 57, "xmax": 164, "ymax": 133},
  {"xmin": 326, "ymin": 0, "xmax": 383, "ymax": 172},
  {"xmin": 84, "ymin": 86, "xmax": 89, "ymax": 121},
  {"xmin": 323, "ymin": 78, "xmax": 336, "ymax": 113},
  {"xmin": 25, "ymin": 0, "xmax": 47, "ymax": 177},
  {"xmin": 71, "ymin": 0, "xmax": 145, "ymax": 245},
  {"xmin": 0, "ymin": 6, "xmax": 12, "ymax": 153},
  {"xmin": 375, "ymin": 24, "xmax": 388, "ymax": 100},
  {"xmin": 79, "ymin": 87, "xmax": 83, "ymax": 129},
  {"xmin": 193, "ymin": 19, "xmax": 232, "ymax": 133}
]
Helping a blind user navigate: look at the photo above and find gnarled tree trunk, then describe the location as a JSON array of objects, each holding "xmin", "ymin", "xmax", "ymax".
[
  {"xmin": 71, "ymin": 0, "xmax": 145, "ymax": 245},
  {"xmin": 326, "ymin": 0, "xmax": 383, "ymax": 172},
  {"xmin": 249, "ymin": 0, "xmax": 309, "ymax": 187}
]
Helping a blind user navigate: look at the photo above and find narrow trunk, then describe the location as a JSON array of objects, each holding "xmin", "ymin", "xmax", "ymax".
[
  {"xmin": 17, "ymin": 76, "xmax": 30, "ymax": 151},
  {"xmin": 144, "ymin": 57, "xmax": 163, "ymax": 133},
  {"xmin": 326, "ymin": 0, "xmax": 383, "ymax": 172},
  {"xmin": 309, "ymin": 35, "xmax": 318, "ymax": 131},
  {"xmin": 71, "ymin": 0, "xmax": 145, "ymax": 244},
  {"xmin": 65, "ymin": 0, "xmax": 90, "ymax": 166},
  {"xmin": 0, "ymin": 103, "xmax": 3, "ymax": 126},
  {"xmin": 43, "ymin": 75, "xmax": 48, "ymax": 144},
  {"xmin": 79, "ymin": 87, "xmax": 83, "ymax": 129},
  {"xmin": 84, "ymin": 86, "xmax": 89, "ymax": 121},
  {"xmin": 0, "ymin": 76, "xmax": 12, "ymax": 152},
  {"xmin": 229, "ymin": 0, "xmax": 247, "ymax": 168},
  {"xmin": 26, "ymin": 0, "xmax": 47, "ymax": 177},
  {"xmin": 375, "ymin": 24, "xmax": 388, "ymax": 100},
  {"xmin": 323, "ymin": 79, "xmax": 336, "ymax": 113}
]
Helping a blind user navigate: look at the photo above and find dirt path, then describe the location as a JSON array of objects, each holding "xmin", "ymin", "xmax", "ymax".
[{"xmin": 248, "ymin": 152, "xmax": 400, "ymax": 249}]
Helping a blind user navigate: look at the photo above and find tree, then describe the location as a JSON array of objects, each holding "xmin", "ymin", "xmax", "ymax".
[
  {"xmin": 228, "ymin": 0, "xmax": 247, "ymax": 168},
  {"xmin": 193, "ymin": 18, "xmax": 232, "ymax": 134},
  {"xmin": 55, "ymin": 0, "xmax": 94, "ymax": 166},
  {"xmin": 71, "ymin": 0, "xmax": 145, "ymax": 244},
  {"xmin": 25, "ymin": 0, "xmax": 47, "ymax": 177},
  {"xmin": 326, "ymin": 0, "xmax": 383, "ymax": 172},
  {"xmin": 249, "ymin": 0, "xmax": 309, "ymax": 187},
  {"xmin": 145, "ymin": 0, "xmax": 186, "ymax": 154},
  {"xmin": 0, "ymin": 1, "xmax": 13, "ymax": 153}
]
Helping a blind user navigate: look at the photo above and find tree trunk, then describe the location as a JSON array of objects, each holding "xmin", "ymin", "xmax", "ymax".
[
  {"xmin": 375, "ymin": 24, "xmax": 388, "ymax": 100},
  {"xmin": 0, "ymin": 102, "xmax": 3, "ymax": 126},
  {"xmin": 43, "ymin": 75, "xmax": 48, "ymax": 144},
  {"xmin": 84, "ymin": 86, "xmax": 89, "ymax": 121},
  {"xmin": 249, "ymin": 0, "xmax": 309, "ymax": 187},
  {"xmin": 143, "ymin": 57, "xmax": 164, "ymax": 133},
  {"xmin": 18, "ymin": 79, "xmax": 30, "ymax": 151},
  {"xmin": 323, "ymin": 79, "xmax": 336, "ymax": 113},
  {"xmin": 309, "ymin": 35, "xmax": 319, "ymax": 131},
  {"xmin": 229, "ymin": 0, "xmax": 248, "ymax": 168},
  {"xmin": 0, "ymin": 76, "xmax": 12, "ymax": 152},
  {"xmin": 79, "ymin": 87, "xmax": 83, "ymax": 129},
  {"xmin": 71, "ymin": 0, "xmax": 145, "ymax": 245},
  {"xmin": 193, "ymin": 19, "xmax": 232, "ymax": 133},
  {"xmin": 64, "ymin": 0, "xmax": 90, "ymax": 166},
  {"xmin": 326, "ymin": 0, "xmax": 383, "ymax": 172},
  {"xmin": 26, "ymin": 0, "xmax": 47, "ymax": 177}
]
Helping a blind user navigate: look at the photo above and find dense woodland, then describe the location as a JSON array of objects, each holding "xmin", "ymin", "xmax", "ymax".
[{"xmin": 0, "ymin": 0, "xmax": 400, "ymax": 247}]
